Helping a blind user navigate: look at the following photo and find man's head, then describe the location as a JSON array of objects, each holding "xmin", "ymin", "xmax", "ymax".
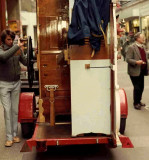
[
  {"xmin": 134, "ymin": 32, "xmax": 145, "ymax": 44},
  {"xmin": 1, "ymin": 29, "xmax": 15, "ymax": 47}
]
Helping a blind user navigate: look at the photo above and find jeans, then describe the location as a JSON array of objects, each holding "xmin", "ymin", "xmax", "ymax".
[{"xmin": 0, "ymin": 80, "xmax": 21, "ymax": 141}]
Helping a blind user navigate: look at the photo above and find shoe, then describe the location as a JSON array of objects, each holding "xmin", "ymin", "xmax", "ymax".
[
  {"xmin": 13, "ymin": 137, "xmax": 21, "ymax": 143},
  {"xmin": 134, "ymin": 104, "xmax": 141, "ymax": 110},
  {"xmin": 5, "ymin": 140, "xmax": 13, "ymax": 147},
  {"xmin": 139, "ymin": 102, "xmax": 146, "ymax": 107}
]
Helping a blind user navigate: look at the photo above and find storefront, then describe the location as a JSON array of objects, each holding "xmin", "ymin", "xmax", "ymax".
[
  {"xmin": 141, "ymin": 16, "xmax": 149, "ymax": 49},
  {"xmin": 123, "ymin": 18, "xmax": 139, "ymax": 34},
  {"xmin": 117, "ymin": 0, "xmax": 149, "ymax": 49}
]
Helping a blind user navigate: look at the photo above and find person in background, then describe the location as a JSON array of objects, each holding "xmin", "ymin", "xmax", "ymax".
[
  {"xmin": 128, "ymin": 31, "xmax": 135, "ymax": 45},
  {"xmin": 120, "ymin": 32, "xmax": 129, "ymax": 46},
  {"xmin": 116, "ymin": 15, "xmax": 125, "ymax": 37},
  {"xmin": 120, "ymin": 32, "xmax": 129, "ymax": 61},
  {"xmin": 121, "ymin": 31, "xmax": 135, "ymax": 61},
  {"xmin": 0, "ymin": 29, "xmax": 27, "ymax": 147},
  {"xmin": 116, "ymin": 14, "xmax": 125, "ymax": 59},
  {"xmin": 126, "ymin": 32, "xmax": 149, "ymax": 110}
]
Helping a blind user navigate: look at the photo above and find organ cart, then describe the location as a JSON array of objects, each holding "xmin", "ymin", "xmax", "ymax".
[{"xmin": 18, "ymin": 0, "xmax": 133, "ymax": 152}]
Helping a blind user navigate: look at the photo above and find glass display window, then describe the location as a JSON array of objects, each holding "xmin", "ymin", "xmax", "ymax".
[{"xmin": 141, "ymin": 16, "xmax": 149, "ymax": 50}]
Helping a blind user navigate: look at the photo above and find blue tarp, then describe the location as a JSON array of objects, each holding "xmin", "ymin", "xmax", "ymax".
[{"xmin": 68, "ymin": 0, "xmax": 111, "ymax": 52}]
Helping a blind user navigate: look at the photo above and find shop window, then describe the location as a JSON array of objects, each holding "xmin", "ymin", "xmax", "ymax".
[
  {"xmin": 128, "ymin": 19, "xmax": 139, "ymax": 33},
  {"xmin": 141, "ymin": 16, "xmax": 149, "ymax": 50},
  {"xmin": 22, "ymin": 25, "xmax": 28, "ymax": 38}
]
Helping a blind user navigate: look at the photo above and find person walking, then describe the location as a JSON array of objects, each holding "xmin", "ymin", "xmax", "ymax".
[
  {"xmin": 121, "ymin": 31, "xmax": 135, "ymax": 61},
  {"xmin": 126, "ymin": 32, "xmax": 149, "ymax": 110},
  {"xmin": 0, "ymin": 29, "xmax": 27, "ymax": 147},
  {"xmin": 128, "ymin": 31, "xmax": 135, "ymax": 45},
  {"xmin": 120, "ymin": 32, "xmax": 129, "ymax": 61}
]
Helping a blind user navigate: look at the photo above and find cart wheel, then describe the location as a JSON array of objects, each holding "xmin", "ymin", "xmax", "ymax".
[
  {"xmin": 21, "ymin": 122, "xmax": 35, "ymax": 138},
  {"xmin": 120, "ymin": 118, "xmax": 126, "ymax": 134}
]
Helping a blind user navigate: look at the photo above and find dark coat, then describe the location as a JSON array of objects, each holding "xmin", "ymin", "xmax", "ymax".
[{"xmin": 126, "ymin": 43, "xmax": 149, "ymax": 76}]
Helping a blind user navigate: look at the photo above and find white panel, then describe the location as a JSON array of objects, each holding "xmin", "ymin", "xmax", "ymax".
[
  {"xmin": 118, "ymin": 1, "xmax": 149, "ymax": 19},
  {"xmin": 113, "ymin": 4, "xmax": 121, "ymax": 134},
  {"xmin": 132, "ymin": 9, "xmax": 140, "ymax": 16},
  {"xmin": 71, "ymin": 60, "xmax": 111, "ymax": 136},
  {"xmin": 112, "ymin": 0, "xmax": 118, "ymax": 3},
  {"xmin": 69, "ymin": 0, "xmax": 75, "ymax": 23}
]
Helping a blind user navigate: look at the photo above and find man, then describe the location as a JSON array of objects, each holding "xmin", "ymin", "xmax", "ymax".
[
  {"xmin": 126, "ymin": 32, "xmax": 149, "ymax": 110},
  {"xmin": 0, "ymin": 29, "xmax": 27, "ymax": 147}
]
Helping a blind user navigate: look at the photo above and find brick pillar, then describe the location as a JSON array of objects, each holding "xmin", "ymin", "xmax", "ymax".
[
  {"xmin": 6, "ymin": 0, "xmax": 20, "ymax": 21},
  {"xmin": 0, "ymin": 0, "xmax": 6, "ymax": 44},
  {"xmin": 6, "ymin": 0, "xmax": 21, "ymax": 33}
]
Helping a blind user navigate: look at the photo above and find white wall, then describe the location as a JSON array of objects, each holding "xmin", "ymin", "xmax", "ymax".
[
  {"xmin": 69, "ymin": 0, "xmax": 74, "ymax": 22},
  {"xmin": 119, "ymin": 0, "xmax": 149, "ymax": 19},
  {"xmin": 21, "ymin": 11, "xmax": 37, "ymax": 47}
]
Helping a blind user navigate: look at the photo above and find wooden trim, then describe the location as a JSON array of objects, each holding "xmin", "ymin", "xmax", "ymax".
[
  {"xmin": 70, "ymin": 42, "xmax": 110, "ymax": 60},
  {"xmin": 49, "ymin": 88, "xmax": 55, "ymax": 126},
  {"xmin": 40, "ymin": 50, "xmax": 63, "ymax": 54},
  {"xmin": 110, "ymin": 3, "xmax": 115, "ymax": 133},
  {"xmin": 110, "ymin": 3, "xmax": 114, "ymax": 64},
  {"xmin": 38, "ymin": 98, "xmax": 45, "ymax": 122},
  {"xmin": 36, "ymin": 0, "xmax": 42, "ymax": 98}
]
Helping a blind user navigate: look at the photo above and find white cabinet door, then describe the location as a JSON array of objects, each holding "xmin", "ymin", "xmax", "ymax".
[{"xmin": 70, "ymin": 60, "xmax": 111, "ymax": 136}]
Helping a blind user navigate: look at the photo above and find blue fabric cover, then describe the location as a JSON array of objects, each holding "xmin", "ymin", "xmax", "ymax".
[{"xmin": 68, "ymin": 0, "xmax": 111, "ymax": 51}]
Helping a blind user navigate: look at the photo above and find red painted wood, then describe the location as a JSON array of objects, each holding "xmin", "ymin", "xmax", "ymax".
[
  {"xmin": 18, "ymin": 92, "xmax": 35, "ymax": 122},
  {"xmin": 22, "ymin": 133, "xmax": 134, "ymax": 151},
  {"xmin": 119, "ymin": 88, "xmax": 128, "ymax": 118},
  {"xmin": 32, "ymin": 124, "xmax": 39, "ymax": 139},
  {"xmin": 46, "ymin": 137, "xmax": 109, "ymax": 146},
  {"xmin": 119, "ymin": 135, "xmax": 134, "ymax": 148}
]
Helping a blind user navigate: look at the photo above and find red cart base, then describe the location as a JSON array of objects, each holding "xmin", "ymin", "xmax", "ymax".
[
  {"xmin": 119, "ymin": 135, "xmax": 134, "ymax": 148},
  {"xmin": 21, "ymin": 123, "xmax": 133, "ymax": 152}
]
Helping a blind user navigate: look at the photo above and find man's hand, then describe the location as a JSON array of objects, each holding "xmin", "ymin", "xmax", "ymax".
[
  {"xmin": 17, "ymin": 38, "xmax": 24, "ymax": 47},
  {"xmin": 136, "ymin": 60, "xmax": 146, "ymax": 65},
  {"xmin": 14, "ymin": 39, "xmax": 24, "ymax": 56}
]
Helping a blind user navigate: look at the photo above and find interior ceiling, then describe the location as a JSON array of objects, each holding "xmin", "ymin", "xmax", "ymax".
[{"xmin": 120, "ymin": 0, "xmax": 131, "ymax": 6}]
